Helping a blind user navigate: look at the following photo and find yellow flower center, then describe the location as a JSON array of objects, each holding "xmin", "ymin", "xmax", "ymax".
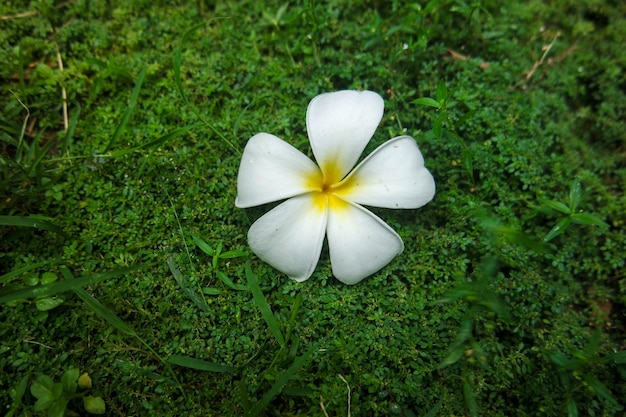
[{"xmin": 306, "ymin": 160, "xmax": 354, "ymax": 212}]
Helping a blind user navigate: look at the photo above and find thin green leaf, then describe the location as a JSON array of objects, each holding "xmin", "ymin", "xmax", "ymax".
[
  {"xmin": 582, "ymin": 373, "xmax": 619, "ymax": 406},
  {"xmin": 538, "ymin": 198, "xmax": 571, "ymax": 215},
  {"xmin": 62, "ymin": 270, "xmax": 186, "ymax": 400},
  {"xmin": 567, "ymin": 396, "xmax": 579, "ymax": 417},
  {"xmin": 570, "ymin": 212, "xmax": 609, "ymax": 228},
  {"xmin": 284, "ymin": 292, "xmax": 303, "ymax": 346},
  {"xmin": 549, "ymin": 352, "xmax": 581, "ymax": 371},
  {"xmin": 61, "ymin": 102, "xmax": 81, "ymax": 155},
  {"xmin": 105, "ymin": 123, "xmax": 203, "ymax": 158},
  {"xmin": 423, "ymin": 401, "xmax": 443, "ymax": 417},
  {"xmin": 544, "ymin": 216, "xmax": 572, "ymax": 242},
  {"xmin": 192, "ymin": 235, "xmax": 215, "ymax": 256},
  {"xmin": 219, "ymin": 249, "xmax": 248, "ymax": 259},
  {"xmin": 461, "ymin": 147, "xmax": 474, "ymax": 180},
  {"xmin": 167, "ymin": 355, "xmax": 235, "ymax": 373},
  {"xmin": 245, "ymin": 262, "xmax": 284, "ymax": 346},
  {"xmin": 438, "ymin": 343, "xmax": 465, "ymax": 369},
  {"xmin": 436, "ymin": 80, "xmax": 448, "ymax": 103},
  {"xmin": 102, "ymin": 67, "xmax": 147, "ymax": 153},
  {"xmin": 246, "ymin": 345, "xmax": 316, "ymax": 417},
  {"xmin": 604, "ymin": 350, "xmax": 626, "ymax": 365},
  {"xmin": 433, "ymin": 116, "xmax": 443, "ymax": 140},
  {"xmin": 174, "ymin": 22, "xmax": 208, "ymax": 108},
  {"xmin": 439, "ymin": 283, "xmax": 475, "ymax": 303},
  {"xmin": 0, "ymin": 215, "xmax": 66, "ymax": 237},
  {"xmin": 412, "ymin": 97, "xmax": 440, "ymax": 108},
  {"xmin": 5, "ymin": 374, "xmax": 29, "ymax": 417},
  {"xmin": 463, "ymin": 372, "xmax": 479, "ymax": 417},
  {"xmin": 167, "ymin": 257, "xmax": 208, "ymax": 312},
  {"xmin": 23, "ymin": 129, "xmax": 55, "ymax": 178},
  {"xmin": 568, "ymin": 179, "xmax": 582, "ymax": 211},
  {"xmin": 216, "ymin": 271, "xmax": 248, "ymax": 291},
  {"xmin": 0, "ymin": 266, "xmax": 141, "ymax": 305},
  {"xmin": 172, "ymin": 18, "xmax": 240, "ymax": 154},
  {"xmin": 60, "ymin": 267, "xmax": 137, "ymax": 336},
  {"xmin": 238, "ymin": 379, "xmax": 251, "ymax": 414},
  {"xmin": 203, "ymin": 288, "xmax": 222, "ymax": 296},
  {"xmin": 478, "ymin": 216, "xmax": 552, "ymax": 253}
]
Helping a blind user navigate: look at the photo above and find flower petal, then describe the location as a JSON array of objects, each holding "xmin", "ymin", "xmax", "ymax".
[
  {"xmin": 306, "ymin": 90, "xmax": 384, "ymax": 184},
  {"xmin": 247, "ymin": 193, "xmax": 327, "ymax": 282},
  {"xmin": 236, "ymin": 133, "xmax": 322, "ymax": 208},
  {"xmin": 335, "ymin": 136, "xmax": 436, "ymax": 209},
  {"xmin": 326, "ymin": 198, "xmax": 403, "ymax": 284}
]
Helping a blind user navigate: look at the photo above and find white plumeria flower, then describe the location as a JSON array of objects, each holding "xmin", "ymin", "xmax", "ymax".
[{"xmin": 235, "ymin": 90, "xmax": 435, "ymax": 285}]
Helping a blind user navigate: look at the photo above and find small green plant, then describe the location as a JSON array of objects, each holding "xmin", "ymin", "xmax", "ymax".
[
  {"xmin": 2, "ymin": 269, "xmax": 65, "ymax": 322},
  {"xmin": 5, "ymin": 375, "xmax": 29, "ymax": 417},
  {"xmin": 30, "ymin": 368, "xmax": 106, "ymax": 416},
  {"xmin": 413, "ymin": 80, "xmax": 475, "ymax": 183},
  {"xmin": 164, "ymin": 262, "xmax": 315, "ymax": 417},
  {"xmin": 193, "ymin": 235, "xmax": 249, "ymax": 293},
  {"xmin": 437, "ymin": 257, "xmax": 511, "ymax": 417},
  {"xmin": 537, "ymin": 179, "xmax": 609, "ymax": 242},
  {"xmin": 0, "ymin": 91, "xmax": 77, "ymax": 209},
  {"xmin": 549, "ymin": 331, "xmax": 625, "ymax": 416}
]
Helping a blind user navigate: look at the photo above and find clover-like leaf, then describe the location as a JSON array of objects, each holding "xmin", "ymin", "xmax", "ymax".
[{"xmin": 61, "ymin": 368, "xmax": 79, "ymax": 394}]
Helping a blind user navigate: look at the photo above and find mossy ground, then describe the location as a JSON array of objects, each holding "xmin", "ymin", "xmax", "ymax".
[{"xmin": 1, "ymin": 1, "xmax": 625, "ymax": 416}]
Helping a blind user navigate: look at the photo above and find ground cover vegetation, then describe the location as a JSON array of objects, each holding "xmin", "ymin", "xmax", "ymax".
[{"xmin": 1, "ymin": 0, "xmax": 625, "ymax": 415}]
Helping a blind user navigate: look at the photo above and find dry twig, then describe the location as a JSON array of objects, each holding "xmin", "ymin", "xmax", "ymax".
[
  {"xmin": 525, "ymin": 31, "xmax": 560, "ymax": 81},
  {"xmin": 55, "ymin": 45, "xmax": 69, "ymax": 132},
  {"xmin": 338, "ymin": 374, "xmax": 351, "ymax": 417}
]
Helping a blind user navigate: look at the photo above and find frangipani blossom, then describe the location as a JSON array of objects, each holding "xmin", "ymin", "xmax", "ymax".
[{"xmin": 236, "ymin": 90, "xmax": 435, "ymax": 285}]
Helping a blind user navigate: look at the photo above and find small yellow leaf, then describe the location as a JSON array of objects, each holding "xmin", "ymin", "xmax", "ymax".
[{"xmin": 78, "ymin": 373, "xmax": 92, "ymax": 389}]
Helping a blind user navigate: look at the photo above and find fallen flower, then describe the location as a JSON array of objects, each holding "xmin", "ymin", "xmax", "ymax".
[{"xmin": 236, "ymin": 90, "xmax": 435, "ymax": 284}]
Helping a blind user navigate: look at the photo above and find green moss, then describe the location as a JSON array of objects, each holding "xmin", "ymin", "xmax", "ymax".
[{"xmin": 1, "ymin": 0, "xmax": 625, "ymax": 415}]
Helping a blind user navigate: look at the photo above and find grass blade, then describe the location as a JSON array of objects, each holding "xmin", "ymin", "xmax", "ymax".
[
  {"xmin": 61, "ymin": 102, "xmax": 81, "ymax": 155},
  {"xmin": 570, "ymin": 212, "xmax": 609, "ymax": 228},
  {"xmin": 544, "ymin": 216, "xmax": 572, "ymax": 242},
  {"xmin": 174, "ymin": 22, "xmax": 208, "ymax": 109},
  {"xmin": 61, "ymin": 267, "xmax": 136, "ymax": 336},
  {"xmin": 0, "ymin": 265, "xmax": 143, "ymax": 304},
  {"xmin": 216, "ymin": 271, "xmax": 248, "ymax": 291},
  {"xmin": 61, "ymin": 268, "xmax": 188, "ymax": 400},
  {"xmin": 0, "ymin": 215, "xmax": 66, "ymax": 237},
  {"xmin": 105, "ymin": 123, "xmax": 203, "ymax": 158},
  {"xmin": 245, "ymin": 262, "xmax": 284, "ymax": 346},
  {"xmin": 582, "ymin": 373, "xmax": 619, "ymax": 407},
  {"xmin": 167, "ymin": 355, "xmax": 234, "ymax": 373},
  {"xmin": 568, "ymin": 179, "xmax": 582, "ymax": 212},
  {"xmin": 246, "ymin": 345, "xmax": 316, "ymax": 417},
  {"xmin": 5, "ymin": 374, "xmax": 30, "ymax": 417},
  {"xmin": 173, "ymin": 18, "xmax": 241, "ymax": 155},
  {"xmin": 239, "ymin": 378, "xmax": 251, "ymax": 414},
  {"xmin": 192, "ymin": 235, "xmax": 215, "ymax": 256},
  {"xmin": 167, "ymin": 256, "xmax": 208, "ymax": 312},
  {"xmin": 538, "ymin": 198, "xmax": 571, "ymax": 215},
  {"xmin": 102, "ymin": 67, "xmax": 147, "ymax": 153},
  {"xmin": 463, "ymin": 372, "xmax": 479, "ymax": 417}
]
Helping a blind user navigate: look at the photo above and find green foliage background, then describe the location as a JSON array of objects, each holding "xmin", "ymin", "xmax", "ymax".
[{"xmin": 1, "ymin": 0, "xmax": 625, "ymax": 416}]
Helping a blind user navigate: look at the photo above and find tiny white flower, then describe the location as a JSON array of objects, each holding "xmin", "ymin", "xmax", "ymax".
[{"xmin": 235, "ymin": 90, "xmax": 435, "ymax": 284}]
